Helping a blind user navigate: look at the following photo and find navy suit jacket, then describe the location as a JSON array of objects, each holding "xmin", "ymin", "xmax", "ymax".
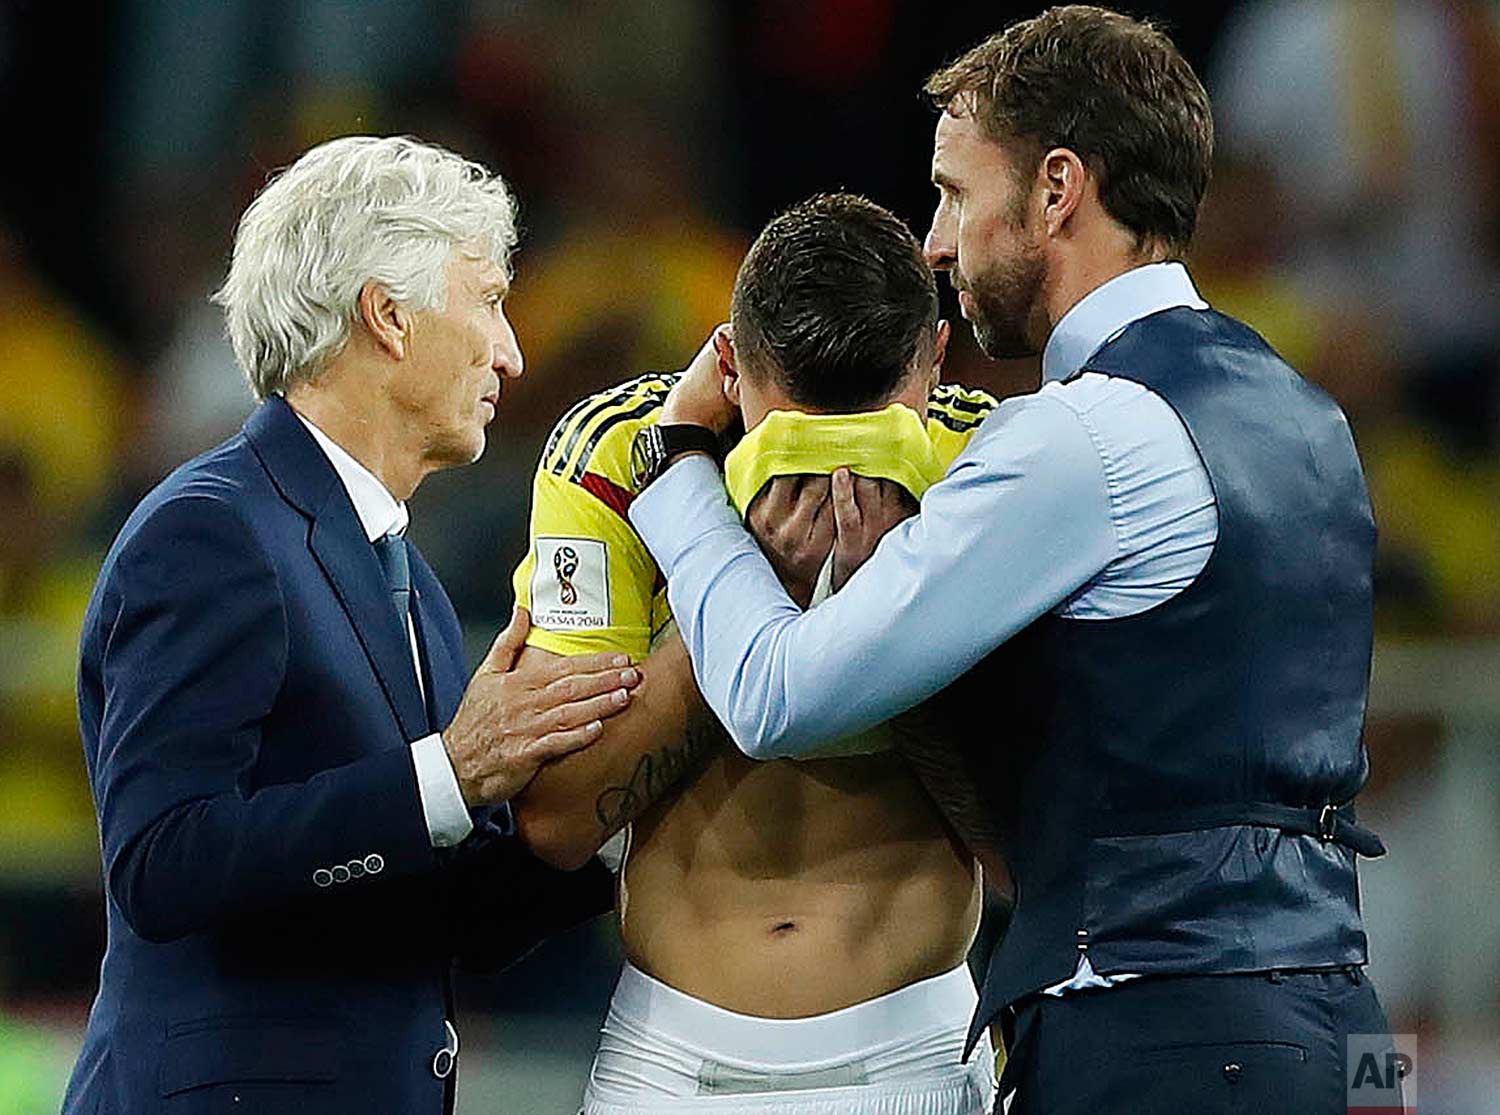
[{"xmin": 63, "ymin": 398, "xmax": 612, "ymax": 1114}]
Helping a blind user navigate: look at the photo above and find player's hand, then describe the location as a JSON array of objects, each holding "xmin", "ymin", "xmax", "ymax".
[
  {"xmin": 660, "ymin": 324, "xmax": 738, "ymax": 433},
  {"xmin": 747, "ymin": 475, "xmax": 834, "ymax": 608},
  {"xmin": 442, "ymin": 607, "xmax": 641, "ymax": 805},
  {"xmin": 830, "ymin": 468, "xmax": 918, "ymax": 591}
]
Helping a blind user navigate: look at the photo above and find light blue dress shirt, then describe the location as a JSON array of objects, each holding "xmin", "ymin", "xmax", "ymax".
[{"xmin": 629, "ymin": 262, "xmax": 1218, "ymax": 760}]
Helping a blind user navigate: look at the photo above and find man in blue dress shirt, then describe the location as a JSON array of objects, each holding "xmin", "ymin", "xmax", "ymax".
[{"xmin": 623, "ymin": 7, "xmax": 1399, "ymax": 1113}]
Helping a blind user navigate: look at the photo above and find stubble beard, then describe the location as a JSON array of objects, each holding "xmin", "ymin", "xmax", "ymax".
[{"xmin": 963, "ymin": 239, "xmax": 1048, "ymax": 360}]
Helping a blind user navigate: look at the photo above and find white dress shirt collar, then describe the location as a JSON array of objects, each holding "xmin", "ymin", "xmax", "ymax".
[
  {"xmin": 294, "ymin": 412, "xmax": 410, "ymax": 542},
  {"xmin": 1041, "ymin": 261, "xmax": 1208, "ymax": 384}
]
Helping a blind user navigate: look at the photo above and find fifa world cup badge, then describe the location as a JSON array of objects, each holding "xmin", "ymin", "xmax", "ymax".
[{"xmin": 532, "ymin": 537, "xmax": 609, "ymax": 630}]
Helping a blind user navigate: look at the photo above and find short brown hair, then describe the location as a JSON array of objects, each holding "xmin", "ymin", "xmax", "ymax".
[
  {"xmin": 925, "ymin": 5, "xmax": 1213, "ymax": 255},
  {"xmin": 731, "ymin": 193, "xmax": 938, "ymax": 411}
]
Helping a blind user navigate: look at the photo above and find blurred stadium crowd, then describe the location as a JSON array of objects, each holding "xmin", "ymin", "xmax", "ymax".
[{"xmin": 0, "ymin": 1, "xmax": 1496, "ymax": 1111}]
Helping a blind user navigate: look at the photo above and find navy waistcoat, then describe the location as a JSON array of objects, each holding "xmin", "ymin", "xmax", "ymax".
[{"xmin": 969, "ymin": 306, "xmax": 1383, "ymax": 1052}]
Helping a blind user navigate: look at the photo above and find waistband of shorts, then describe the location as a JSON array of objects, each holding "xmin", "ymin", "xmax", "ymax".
[
  {"xmin": 584, "ymin": 1072, "xmax": 991, "ymax": 1115},
  {"xmin": 608, "ymin": 962, "xmax": 979, "ymax": 1067}
]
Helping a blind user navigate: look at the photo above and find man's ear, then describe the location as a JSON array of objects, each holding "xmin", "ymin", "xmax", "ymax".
[
  {"xmin": 930, "ymin": 319, "xmax": 951, "ymax": 389},
  {"xmin": 714, "ymin": 325, "xmax": 742, "ymax": 408},
  {"xmin": 1041, "ymin": 148, "xmax": 1087, "ymax": 239},
  {"xmin": 359, "ymin": 281, "xmax": 409, "ymax": 360}
]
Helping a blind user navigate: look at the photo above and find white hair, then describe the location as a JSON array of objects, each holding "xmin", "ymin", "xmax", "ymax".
[{"xmin": 212, "ymin": 135, "xmax": 519, "ymax": 400}]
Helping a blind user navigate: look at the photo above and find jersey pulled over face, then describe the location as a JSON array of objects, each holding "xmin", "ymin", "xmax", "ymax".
[{"xmin": 512, "ymin": 373, "xmax": 998, "ymax": 1017}]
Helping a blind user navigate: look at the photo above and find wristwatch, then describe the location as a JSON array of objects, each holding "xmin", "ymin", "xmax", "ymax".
[{"xmin": 631, "ymin": 423, "xmax": 721, "ymax": 490}]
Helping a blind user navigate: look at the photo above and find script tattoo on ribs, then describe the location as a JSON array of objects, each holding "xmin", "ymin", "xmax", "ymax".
[{"xmin": 593, "ymin": 720, "xmax": 723, "ymax": 835}]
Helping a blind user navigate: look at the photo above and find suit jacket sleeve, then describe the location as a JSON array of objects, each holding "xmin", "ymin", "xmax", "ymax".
[{"xmin": 93, "ymin": 492, "xmax": 439, "ymax": 943}]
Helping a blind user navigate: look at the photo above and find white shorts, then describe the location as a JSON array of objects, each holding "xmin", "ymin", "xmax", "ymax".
[{"xmin": 582, "ymin": 962, "xmax": 997, "ymax": 1115}]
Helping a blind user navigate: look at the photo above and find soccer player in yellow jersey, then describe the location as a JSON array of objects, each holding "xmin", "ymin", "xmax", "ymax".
[{"xmin": 511, "ymin": 195, "xmax": 1000, "ymax": 1114}]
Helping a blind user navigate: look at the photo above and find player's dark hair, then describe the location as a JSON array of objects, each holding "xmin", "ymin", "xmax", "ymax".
[
  {"xmin": 730, "ymin": 193, "xmax": 938, "ymax": 411},
  {"xmin": 925, "ymin": 4, "xmax": 1213, "ymax": 256}
]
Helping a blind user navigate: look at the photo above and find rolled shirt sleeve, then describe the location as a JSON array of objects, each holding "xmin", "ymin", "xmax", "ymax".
[{"xmin": 629, "ymin": 393, "xmax": 1120, "ymax": 758}]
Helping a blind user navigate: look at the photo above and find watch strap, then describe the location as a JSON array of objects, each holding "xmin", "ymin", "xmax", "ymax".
[
  {"xmin": 632, "ymin": 422, "xmax": 722, "ymax": 490},
  {"xmin": 655, "ymin": 424, "xmax": 722, "ymax": 464}
]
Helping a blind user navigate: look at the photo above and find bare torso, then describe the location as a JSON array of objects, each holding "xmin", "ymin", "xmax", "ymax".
[{"xmin": 620, "ymin": 740, "xmax": 982, "ymax": 1018}]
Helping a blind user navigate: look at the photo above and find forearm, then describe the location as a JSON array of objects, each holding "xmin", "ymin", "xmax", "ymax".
[
  {"xmin": 512, "ymin": 637, "xmax": 723, "ymax": 870},
  {"xmin": 629, "ymin": 398, "xmax": 1118, "ymax": 758}
]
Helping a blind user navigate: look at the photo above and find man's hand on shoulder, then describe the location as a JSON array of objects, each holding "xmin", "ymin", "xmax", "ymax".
[{"xmin": 442, "ymin": 607, "xmax": 641, "ymax": 806}]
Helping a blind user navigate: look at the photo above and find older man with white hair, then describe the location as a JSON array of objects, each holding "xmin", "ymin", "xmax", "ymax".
[{"xmin": 63, "ymin": 135, "xmax": 640, "ymax": 1115}]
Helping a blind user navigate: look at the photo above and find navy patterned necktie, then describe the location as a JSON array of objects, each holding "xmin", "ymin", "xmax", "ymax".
[{"xmin": 372, "ymin": 532, "xmax": 411, "ymax": 625}]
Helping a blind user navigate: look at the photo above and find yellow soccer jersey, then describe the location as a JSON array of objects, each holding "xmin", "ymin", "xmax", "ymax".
[{"xmin": 511, "ymin": 377, "xmax": 998, "ymax": 661}]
